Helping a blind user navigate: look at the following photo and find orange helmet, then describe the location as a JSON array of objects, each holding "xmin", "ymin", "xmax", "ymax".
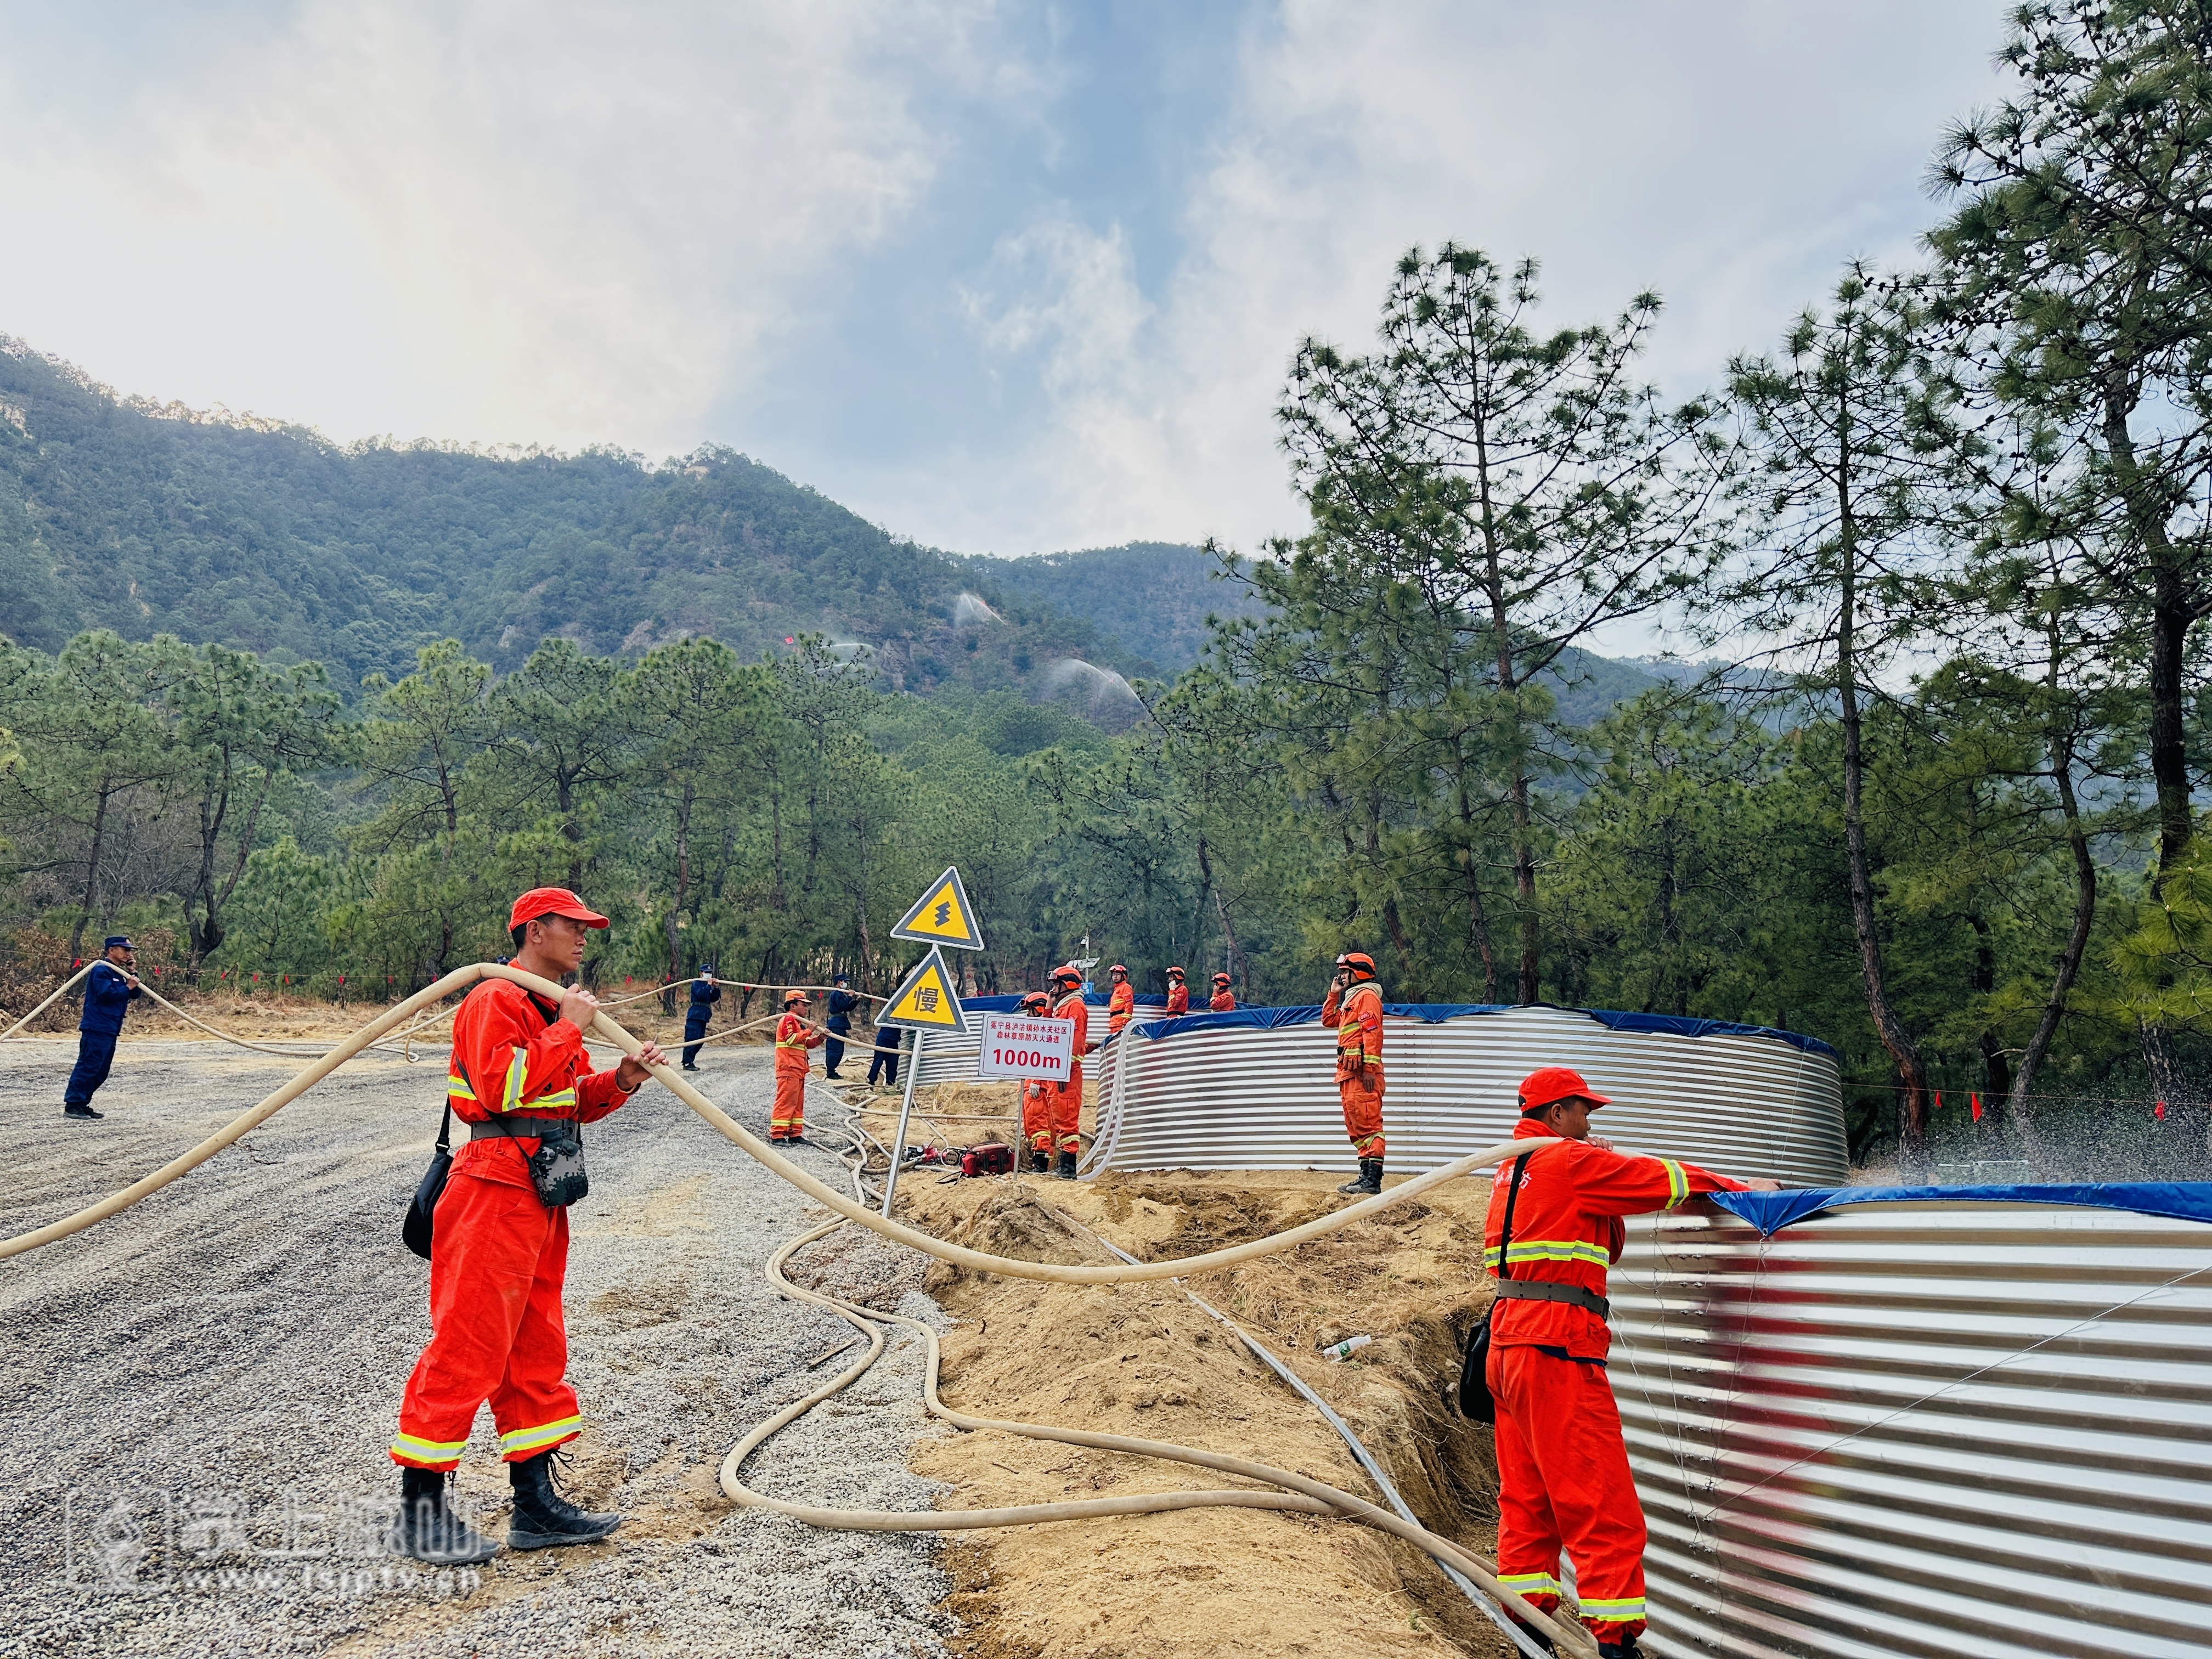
[
  {"xmin": 1049, "ymin": 963, "xmax": 1083, "ymax": 989},
  {"xmin": 1211, "ymin": 971, "xmax": 1231, "ymax": 986},
  {"xmin": 1019, "ymin": 990, "xmax": 1049, "ymax": 1013},
  {"xmin": 1166, "ymin": 966, "xmax": 1186, "ymax": 979},
  {"xmin": 1336, "ymin": 951, "xmax": 1377, "ymax": 979},
  {"xmin": 1109, "ymin": 963, "xmax": 1127, "ymax": 979}
]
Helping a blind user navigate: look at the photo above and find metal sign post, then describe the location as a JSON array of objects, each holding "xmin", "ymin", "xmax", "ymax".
[{"xmin": 878, "ymin": 1029, "xmax": 925, "ymax": 1216}]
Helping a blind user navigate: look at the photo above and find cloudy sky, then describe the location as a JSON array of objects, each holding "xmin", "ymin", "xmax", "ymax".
[{"xmin": 0, "ymin": 1, "xmax": 2015, "ymax": 560}]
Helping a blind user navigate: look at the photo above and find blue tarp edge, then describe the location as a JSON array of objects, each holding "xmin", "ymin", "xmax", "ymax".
[
  {"xmin": 1708, "ymin": 1182, "xmax": 2212, "ymax": 1234},
  {"xmin": 1113, "ymin": 1001, "xmax": 1837, "ymax": 1057}
]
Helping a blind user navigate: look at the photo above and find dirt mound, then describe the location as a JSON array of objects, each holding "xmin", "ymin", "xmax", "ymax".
[{"xmin": 900, "ymin": 1167, "xmax": 1513, "ymax": 1658}]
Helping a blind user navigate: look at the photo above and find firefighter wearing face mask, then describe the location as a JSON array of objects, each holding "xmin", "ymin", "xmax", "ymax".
[
  {"xmin": 1321, "ymin": 951, "xmax": 1385, "ymax": 1194},
  {"xmin": 1208, "ymin": 972, "xmax": 1235, "ymax": 1012},
  {"xmin": 1163, "ymin": 967, "xmax": 1189, "ymax": 1017}
]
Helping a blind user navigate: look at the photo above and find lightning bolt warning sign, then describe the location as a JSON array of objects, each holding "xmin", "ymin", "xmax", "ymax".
[{"xmin": 890, "ymin": 866, "xmax": 985, "ymax": 952}]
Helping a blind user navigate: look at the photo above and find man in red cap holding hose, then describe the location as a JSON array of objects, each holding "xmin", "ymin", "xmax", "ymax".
[
  {"xmin": 390, "ymin": 887, "xmax": 668, "ymax": 1565},
  {"xmin": 1485, "ymin": 1066, "xmax": 1777, "ymax": 1656}
]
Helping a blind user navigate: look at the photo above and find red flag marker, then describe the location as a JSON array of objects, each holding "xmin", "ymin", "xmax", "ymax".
[
  {"xmin": 2156, "ymin": 1099, "xmax": 2169, "ymax": 1121},
  {"xmin": 1933, "ymin": 1090, "xmax": 1943, "ymax": 1115},
  {"xmin": 1970, "ymin": 1091, "xmax": 1983, "ymax": 1123}
]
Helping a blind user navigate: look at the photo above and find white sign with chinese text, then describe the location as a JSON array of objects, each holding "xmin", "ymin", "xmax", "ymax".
[{"xmin": 975, "ymin": 1012, "xmax": 1074, "ymax": 1081}]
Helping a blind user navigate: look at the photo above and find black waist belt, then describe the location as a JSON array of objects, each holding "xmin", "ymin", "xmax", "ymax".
[
  {"xmin": 1494, "ymin": 1279, "xmax": 1610, "ymax": 1320},
  {"xmin": 468, "ymin": 1115, "xmax": 575, "ymax": 1142}
]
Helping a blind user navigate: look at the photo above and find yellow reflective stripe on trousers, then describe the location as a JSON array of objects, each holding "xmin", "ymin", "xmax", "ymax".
[
  {"xmin": 1580, "ymin": 1596, "xmax": 1647, "ymax": 1620},
  {"xmin": 1485, "ymin": 1239, "xmax": 1612, "ymax": 1269},
  {"xmin": 391, "ymin": 1431, "xmax": 467, "ymax": 1464},
  {"xmin": 1658, "ymin": 1156, "xmax": 1689, "ymax": 1209},
  {"xmin": 1498, "ymin": 1572, "xmax": 1563, "ymax": 1597},
  {"xmin": 497, "ymin": 1415, "xmax": 582, "ymax": 1456}
]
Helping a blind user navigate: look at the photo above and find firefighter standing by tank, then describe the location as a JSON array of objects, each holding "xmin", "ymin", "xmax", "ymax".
[
  {"xmin": 1208, "ymin": 971, "xmax": 1235, "ymax": 1012},
  {"xmin": 1014, "ymin": 988, "xmax": 1058, "ymax": 1172},
  {"xmin": 1042, "ymin": 964, "xmax": 1089, "ymax": 1179},
  {"xmin": 1321, "ymin": 951, "xmax": 1386, "ymax": 1194},
  {"xmin": 823, "ymin": 974, "xmax": 859, "ymax": 1077},
  {"xmin": 680, "ymin": 967, "xmax": 719, "ymax": 1071},
  {"xmin": 1163, "ymin": 966, "xmax": 1189, "ymax": 1017},
  {"xmin": 1104, "ymin": 963, "xmax": 1135, "ymax": 1035},
  {"xmin": 1485, "ymin": 1066, "xmax": 1778, "ymax": 1657},
  {"xmin": 390, "ymin": 887, "xmax": 670, "ymax": 1565},
  {"xmin": 772, "ymin": 989, "xmax": 823, "ymax": 1143},
  {"xmin": 63, "ymin": 935, "xmax": 140, "ymax": 1120}
]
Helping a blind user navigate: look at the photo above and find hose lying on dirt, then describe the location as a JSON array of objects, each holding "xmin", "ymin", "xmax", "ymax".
[{"xmin": 723, "ymin": 1212, "xmax": 1597, "ymax": 1659}]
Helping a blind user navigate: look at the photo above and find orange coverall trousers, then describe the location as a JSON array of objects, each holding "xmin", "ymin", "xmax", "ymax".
[
  {"xmin": 772, "ymin": 1062, "xmax": 808, "ymax": 1137},
  {"xmin": 1338, "ymin": 1061, "xmax": 1385, "ymax": 1159},
  {"xmin": 1488, "ymin": 1342, "xmax": 1649, "ymax": 1643},
  {"xmin": 392, "ymin": 1172, "xmax": 579, "ymax": 1470},
  {"xmin": 1023, "ymin": 1072, "xmax": 1081, "ymax": 1155}
]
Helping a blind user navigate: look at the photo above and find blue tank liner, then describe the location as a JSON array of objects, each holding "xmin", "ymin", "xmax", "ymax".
[
  {"xmin": 1710, "ymin": 1182, "xmax": 2212, "ymax": 1234},
  {"xmin": 1113, "ymin": 1001, "xmax": 1839, "ymax": 1058},
  {"xmin": 961, "ymin": 993, "xmax": 1169, "ymax": 1013}
]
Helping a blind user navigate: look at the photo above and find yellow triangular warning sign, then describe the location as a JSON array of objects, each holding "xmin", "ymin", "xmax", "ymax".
[
  {"xmin": 878, "ymin": 947, "xmax": 967, "ymax": 1032},
  {"xmin": 890, "ymin": 866, "xmax": 985, "ymax": 951}
]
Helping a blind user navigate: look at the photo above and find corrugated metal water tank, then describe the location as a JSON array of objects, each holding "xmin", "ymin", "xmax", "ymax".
[
  {"xmin": 1615, "ymin": 1197, "xmax": 2212, "ymax": 1659},
  {"xmin": 1079, "ymin": 1003, "xmax": 1848, "ymax": 1187}
]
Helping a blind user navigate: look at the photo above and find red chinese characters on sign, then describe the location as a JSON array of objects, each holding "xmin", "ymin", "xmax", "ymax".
[{"xmin": 974, "ymin": 1013, "xmax": 1075, "ymax": 1082}]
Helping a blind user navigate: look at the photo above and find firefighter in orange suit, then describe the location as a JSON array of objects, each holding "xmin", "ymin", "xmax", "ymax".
[
  {"xmin": 391, "ymin": 887, "xmax": 669, "ymax": 1565},
  {"xmin": 1208, "ymin": 972, "xmax": 1235, "ymax": 1011},
  {"xmin": 1044, "ymin": 964, "xmax": 1088, "ymax": 1180},
  {"xmin": 1163, "ymin": 967, "xmax": 1189, "ymax": 1017},
  {"xmin": 1105, "ymin": 963, "xmax": 1135, "ymax": 1035},
  {"xmin": 1015, "ymin": 989, "xmax": 1058, "ymax": 1172},
  {"xmin": 1321, "ymin": 951, "xmax": 1385, "ymax": 1194},
  {"xmin": 772, "ymin": 989, "xmax": 824, "ymax": 1143},
  {"xmin": 1485, "ymin": 1066, "xmax": 1778, "ymax": 1657}
]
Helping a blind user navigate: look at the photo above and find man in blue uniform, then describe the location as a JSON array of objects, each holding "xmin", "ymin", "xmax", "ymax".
[
  {"xmin": 65, "ymin": 935, "xmax": 141, "ymax": 1120},
  {"xmin": 681, "ymin": 967, "xmax": 720, "ymax": 1070},
  {"xmin": 823, "ymin": 974, "xmax": 859, "ymax": 1078}
]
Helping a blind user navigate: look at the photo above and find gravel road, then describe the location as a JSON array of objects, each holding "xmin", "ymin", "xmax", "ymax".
[{"xmin": 0, "ymin": 1037, "xmax": 952, "ymax": 1658}]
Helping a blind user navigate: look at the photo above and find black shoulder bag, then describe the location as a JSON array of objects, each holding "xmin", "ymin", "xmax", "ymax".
[
  {"xmin": 1457, "ymin": 1149, "xmax": 1534, "ymax": 1421},
  {"xmin": 402, "ymin": 1104, "xmax": 452, "ymax": 1261}
]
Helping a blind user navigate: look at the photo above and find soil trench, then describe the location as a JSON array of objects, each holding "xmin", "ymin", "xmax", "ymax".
[{"xmin": 887, "ymin": 1143, "xmax": 1510, "ymax": 1659}]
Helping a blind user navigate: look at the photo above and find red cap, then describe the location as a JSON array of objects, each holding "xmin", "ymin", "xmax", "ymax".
[
  {"xmin": 508, "ymin": 887, "xmax": 610, "ymax": 932},
  {"xmin": 1519, "ymin": 1065, "xmax": 1609, "ymax": 1113}
]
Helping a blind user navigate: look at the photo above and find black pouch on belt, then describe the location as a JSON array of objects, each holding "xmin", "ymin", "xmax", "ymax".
[
  {"xmin": 1457, "ymin": 1149, "xmax": 1534, "ymax": 1421},
  {"xmin": 522, "ymin": 1118, "xmax": 589, "ymax": 1209}
]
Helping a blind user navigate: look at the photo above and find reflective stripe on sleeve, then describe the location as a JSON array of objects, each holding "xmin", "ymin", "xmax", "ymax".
[
  {"xmin": 496, "ymin": 1415, "xmax": 583, "ymax": 1458},
  {"xmin": 447, "ymin": 1074, "xmax": 477, "ymax": 1101},
  {"xmin": 1658, "ymin": 1158, "xmax": 1690, "ymax": 1209}
]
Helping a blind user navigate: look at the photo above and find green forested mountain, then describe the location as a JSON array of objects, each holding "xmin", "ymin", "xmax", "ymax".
[
  {"xmin": 965, "ymin": 542, "xmax": 1265, "ymax": 672},
  {"xmin": 0, "ymin": 340, "xmax": 1147, "ymax": 699}
]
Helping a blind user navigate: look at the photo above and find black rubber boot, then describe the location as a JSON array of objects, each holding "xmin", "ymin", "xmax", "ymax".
[
  {"xmin": 1337, "ymin": 1158, "xmax": 1383, "ymax": 1195},
  {"xmin": 1029, "ymin": 1148, "xmax": 1049, "ymax": 1173},
  {"xmin": 391, "ymin": 1466, "xmax": 499, "ymax": 1565},
  {"xmin": 1056, "ymin": 1150, "xmax": 1079, "ymax": 1180},
  {"xmin": 507, "ymin": 1449, "xmax": 623, "ymax": 1550}
]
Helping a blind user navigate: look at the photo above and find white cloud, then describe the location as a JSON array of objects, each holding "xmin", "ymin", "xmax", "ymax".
[{"xmin": 0, "ymin": 0, "xmax": 997, "ymax": 448}]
